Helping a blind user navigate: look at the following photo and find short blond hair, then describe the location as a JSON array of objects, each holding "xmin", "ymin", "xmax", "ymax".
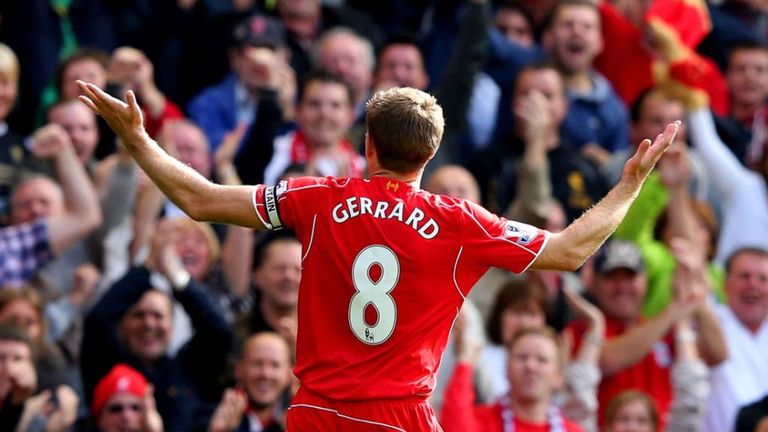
[
  {"xmin": 0, "ymin": 43, "xmax": 20, "ymax": 82},
  {"xmin": 365, "ymin": 87, "xmax": 444, "ymax": 174}
]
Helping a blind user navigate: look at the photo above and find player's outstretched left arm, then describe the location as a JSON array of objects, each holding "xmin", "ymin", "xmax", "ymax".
[
  {"xmin": 532, "ymin": 121, "xmax": 680, "ymax": 271},
  {"xmin": 77, "ymin": 81, "xmax": 265, "ymax": 229}
]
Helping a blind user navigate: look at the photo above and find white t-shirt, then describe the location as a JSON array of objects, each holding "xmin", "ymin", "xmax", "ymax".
[{"xmin": 703, "ymin": 304, "xmax": 768, "ymax": 432}]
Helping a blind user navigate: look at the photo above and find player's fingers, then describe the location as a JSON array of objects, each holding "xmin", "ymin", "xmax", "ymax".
[
  {"xmin": 78, "ymin": 82, "xmax": 111, "ymax": 113},
  {"xmin": 76, "ymin": 80, "xmax": 101, "ymax": 104},
  {"xmin": 86, "ymin": 82, "xmax": 129, "ymax": 110},
  {"xmin": 635, "ymin": 138, "xmax": 651, "ymax": 159},
  {"xmin": 651, "ymin": 121, "xmax": 680, "ymax": 153},
  {"xmin": 125, "ymin": 90, "xmax": 143, "ymax": 119},
  {"xmin": 78, "ymin": 96, "xmax": 100, "ymax": 115}
]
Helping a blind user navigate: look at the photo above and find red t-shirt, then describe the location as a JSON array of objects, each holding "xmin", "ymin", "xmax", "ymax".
[
  {"xmin": 252, "ymin": 176, "xmax": 549, "ymax": 401},
  {"xmin": 567, "ymin": 318, "xmax": 673, "ymax": 426},
  {"xmin": 441, "ymin": 363, "xmax": 583, "ymax": 432}
]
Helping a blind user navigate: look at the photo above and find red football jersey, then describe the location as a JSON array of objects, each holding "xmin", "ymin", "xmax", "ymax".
[{"xmin": 252, "ymin": 176, "xmax": 549, "ymax": 401}]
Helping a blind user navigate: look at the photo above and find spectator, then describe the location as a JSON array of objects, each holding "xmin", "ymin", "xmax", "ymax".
[
  {"xmin": 0, "ymin": 125, "xmax": 101, "ymax": 289},
  {"xmin": 569, "ymin": 239, "xmax": 725, "ymax": 427},
  {"xmin": 440, "ymin": 326, "xmax": 584, "ymax": 432},
  {"xmin": 273, "ymin": 0, "xmax": 382, "ymax": 81},
  {"xmin": 47, "ymin": 99, "xmax": 100, "ymax": 168},
  {"xmin": 35, "ymin": 98, "xmax": 138, "ymax": 296},
  {"xmin": 704, "ymin": 247, "xmax": 768, "ymax": 432},
  {"xmin": 593, "ymin": 0, "xmax": 728, "ymax": 114},
  {"xmin": 261, "ymin": 71, "xmax": 365, "ymax": 185},
  {"xmin": 493, "ymin": 1, "xmax": 535, "ymax": 48},
  {"xmin": 0, "ymin": 325, "xmax": 38, "ymax": 429},
  {"xmin": 481, "ymin": 279, "xmax": 548, "ymax": 398},
  {"xmin": 541, "ymin": 0, "xmax": 629, "ymax": 166},
  {"xmin": 715, "ymin": 42, "xmax": 768, "ymax": 166},
  {"xmin": 0, "ymin": 43, "xmax": 33, "ymax": 225},
  {"xmin": 236, "ymin": 231, "xmax": 301, "ymax": 353},
  {"xmin": 600, "ymin": 237, "xmax": 711, "ymax": 432},
  {"xmin": 314, "ymin": 28, "xmax": 375, "ymax": 121},
  {"xmin": 688, "ymin": 102, "xmax": 768, "ymax": 264},
  {"xmin": 474, "ymin": 61, "xmax": 607, "ymax": 222},
  {"xmin": 187, "ymin": 14, "xmax": 295, "ymax": 153},
  {"xmin": 602, "ymin": 391, "xmax": 659, "ymax": 432},
  {"xmin": 90, "ymin": 364, "xmax": 162, "ymax": 432},
  {"xmin": 163, "ymin": 121, "xmax": 213, "ymax": 207},
  {"xmin": 209, "ymin": 332, "xmax": 293, "ymax": 432},
  {"xmin": 0, "ymin": 321, "xmax": 80, "ymax": 432},
  {"xmin": 614, "ymin": 136, "xmax": 725, "ymax": 316},
  {"xmin": 374, "ymin": 0, "xmax": 494, "ymax": 163},
  {"xmin": 373, "ymin": 34, "xmax": 429, "ymax": 92},
  {"xmin": 602, "ymin": 88, "xmax": 713, "ymax": 211},
  {"xmin": 107, "ymin": 47, "xmax": 184, "ymax": 140},
  {"xmin": 81, "ymin": 217, "xmax": 233, "ymax": 432},
  {"xmin": 0, "ymin": 289, "xmax": 79, "ymax": 394},
  {"xmin": 0, "ymin": 3, "xmax": 118, "ymax": 134},
  {"xmin": 50, "ymin": 48, "xmax": 119, "ymax": 160},
  {"xmin": 424, "ymin": 164, "xmax": 481, "ymax": 204},
  {"xmin": 431, "ymin": 300, "xmax": 491, "ymax": 412}
]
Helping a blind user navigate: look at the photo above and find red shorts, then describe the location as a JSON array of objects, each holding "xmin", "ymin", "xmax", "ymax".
[{"xmin": 287, "ymin": 386, "xmax": 443, "ymax": 431}]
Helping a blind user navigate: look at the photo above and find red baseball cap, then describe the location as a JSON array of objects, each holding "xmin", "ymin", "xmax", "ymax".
[{"xmin": 92, "ymin": 364, "xmax": 148, "ymax": 417}]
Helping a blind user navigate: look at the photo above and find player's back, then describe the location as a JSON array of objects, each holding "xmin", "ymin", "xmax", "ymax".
[{"xmin": 253, "ymin": 176, "xmax": 547, "ymax": 401}]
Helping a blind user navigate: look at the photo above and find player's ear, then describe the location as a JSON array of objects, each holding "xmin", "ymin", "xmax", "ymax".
[{"xmin": 364, "ymin": 133, "xmax": 376, "ymax": 160}]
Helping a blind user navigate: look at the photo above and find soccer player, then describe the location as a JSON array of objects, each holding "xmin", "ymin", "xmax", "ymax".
[{"xmin": 76, "ymin": 80, "xmax": 678, "ymax": 431}]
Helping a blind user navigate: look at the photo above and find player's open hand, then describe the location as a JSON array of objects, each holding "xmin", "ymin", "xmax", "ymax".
[
  {"xmin": 77, "ymin": 80, "xmax": 145, "ymax": 146},
  {"xmin": 622, "ymin": 121, "xmax": 680, "ymax": 187}
]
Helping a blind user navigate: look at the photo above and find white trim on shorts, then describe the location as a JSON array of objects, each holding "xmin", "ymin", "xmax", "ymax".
[{"xmin": 288, "ymin": 403, "xmax": 407, "ymax": 431}]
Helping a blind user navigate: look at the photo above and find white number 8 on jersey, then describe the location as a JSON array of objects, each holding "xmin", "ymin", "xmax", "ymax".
[{"xmin": 349, "ymin": 245, "xmax": 399, "ymax": 345}]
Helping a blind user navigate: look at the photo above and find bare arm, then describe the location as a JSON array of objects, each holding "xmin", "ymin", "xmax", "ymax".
[
  {"xmin": 693, "ymin": 302, "xmax": 727, "ymax": 366},
  {"xmin": 599, "ymin": 305, "xmax": 680, "ymax": 376},
  {"xmin": 658, "ymin": 143, "xmax": 699, "ymax": 249},
  {"xmin": 31, "ymin": 126, "xmax": 103, "ymax": 256},
  {"xmin": 77, "ymin": 81, "xmax": 264, "ymax": 229},
  {"xmin": 533, "ymin": 122, "xmax": 680, "ymax": 271},
  {"xmin": 505, "ymin": 90, "xmax": 553, "ymax": 226}
]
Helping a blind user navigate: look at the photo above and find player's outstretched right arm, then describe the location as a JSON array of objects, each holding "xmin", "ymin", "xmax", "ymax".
[
  {"xmin": 77, "ymin": 81, "xmax": 265, "ymax": 230},
  {"xmin": 532, "ymin": 121, "xmax": 680, "ymax": 271}
]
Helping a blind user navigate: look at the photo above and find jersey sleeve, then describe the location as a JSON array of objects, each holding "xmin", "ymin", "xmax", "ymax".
[
  {"xmin": 251, "ymin": 176, "xmax": 329, "ymax": 230},
  {"xmin": 463, "ymin": 201, "xmax": 550, "ymax": 274}
]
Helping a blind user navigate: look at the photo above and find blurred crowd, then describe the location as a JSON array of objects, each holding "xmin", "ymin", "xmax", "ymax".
[{"xmin": 1, "ymin": 0, "xmax": 768, "ymax": 431}]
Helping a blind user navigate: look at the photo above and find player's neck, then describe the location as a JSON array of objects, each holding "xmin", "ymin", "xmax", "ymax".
[
  {"xmin": 369, "ymin": 167, "xmax": 423, "ymax": 189},
  {"xmin": 510, "ymin": 396, "xmax": 550, "ymax": 424}
]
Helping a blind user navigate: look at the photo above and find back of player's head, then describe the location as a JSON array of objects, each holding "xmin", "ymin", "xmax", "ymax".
[{"xmin": 365, "ymin": 87, "xmax": 444, "ymax": 174}]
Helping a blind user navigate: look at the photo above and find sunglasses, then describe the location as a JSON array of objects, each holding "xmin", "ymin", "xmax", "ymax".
[{"xmin": 105, "ymin": 403, "xmax": 141, "ymax": 414}]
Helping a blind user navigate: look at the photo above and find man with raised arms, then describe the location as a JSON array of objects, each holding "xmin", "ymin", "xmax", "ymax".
[{"xmin": 77, "ymin": 80, "xmax": 678, "ymax": 431}]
